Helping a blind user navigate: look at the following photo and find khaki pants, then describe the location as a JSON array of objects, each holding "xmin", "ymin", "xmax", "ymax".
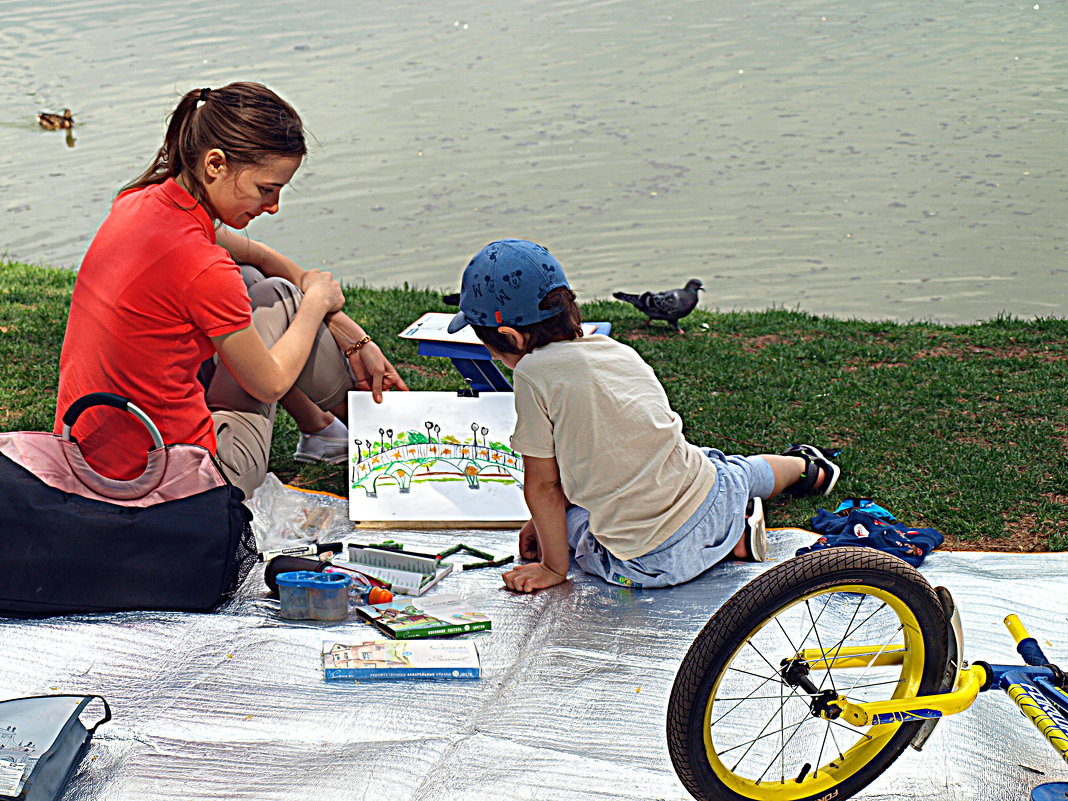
[{"xmin": 204, "ymin": 267, "xmax": 353, "ymax": 499}]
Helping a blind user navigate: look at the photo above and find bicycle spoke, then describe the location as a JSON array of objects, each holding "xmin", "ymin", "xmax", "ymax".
[
  {"xmin": 757, "ymin": 706, "xmax": 820, "ymax": 783},
  {"xmin": 805, "ymin": 596, "xmax": 844, "ymax": 695},
  {"xmin": 714, "ymin": 693, "xmax": 822, "ymax": 702},
  {"xmin": 717, "ymin": 713, "xmax": 813, "ymax": 760},
  {"xmin": 813, "ymin": 714, "xmax": 833, "ymax": 778},
  {"xmin": 754, "ymin": 697, "xmax": 866, "ymax": 785},
  {"xmin": 723, "ymin": 680, "xmax": 819, "ymax": 775},
  {"xmin": 745, "ymin": 635, "xmax": 792, "ymax": 678},
  {"xmin": 813, "ymin": 646, "xmax": 909, "ymax": 662},
  {"xmin": 779, "ymin": 671, "xmax": 786, "ymax": 784},
  {"xmin": 773, "ymin": 593, "xmax": 834, "ymax": 657},
  {"xmin": 713, "ymin": 679, "xmax": 803, "ymax": 751},
  {"xmin": 782, "ymin": 594, "xmax": 835, "ymax": 663},
  {"xmin": 811, "ymin": 595, "xmax": 884, "ymax": 696},
  {"xmin": 843, "ymin": 623, "xmax": 905, "ymax": 698},
  {"xmin": 815, "ymin": 704, "xmax": 833, "ymax": 781},
  {"xmin": 712, "ymin": 675, "xmax": 809, "ymax": 729},
  {"xmin": 842, "ymin": 677, "xmax": 904, "ymax": 694},
  {"xmin": 723, "ymin": 663, "xmax": 783, "ymax": 683},
  {"xmin": 817, "ymin": 709, "xmax": 859, "ymax": 777}
]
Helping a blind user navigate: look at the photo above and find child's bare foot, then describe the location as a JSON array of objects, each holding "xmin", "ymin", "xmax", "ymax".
[{"xmin": 518, "ymin": 519, "xmax": 541, "ymax": 560}]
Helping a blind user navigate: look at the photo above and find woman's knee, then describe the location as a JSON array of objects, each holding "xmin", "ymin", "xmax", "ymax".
[
  {"xmin": 239, "ymin": 264, "xmax": 268, "ymax": 288},
  {"xmin": 213, "ymin": 412, "xmax": 272, "ymax": 499}
]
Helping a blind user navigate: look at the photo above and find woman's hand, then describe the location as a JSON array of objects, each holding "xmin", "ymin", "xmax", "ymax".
[
  {"xmin": 348, "ymin": 341, "xmax": 410, "ymax": 403},
  {"xmin": 300, "ymin": 269, "xmax": 345, "ymax": 315},
  {"xmin": 502, "ymin": 562, "xmax": 567, "ymax": 593}
]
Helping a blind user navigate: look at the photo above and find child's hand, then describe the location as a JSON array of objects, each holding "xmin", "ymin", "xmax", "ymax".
[
  {"xmin": 517, "ymin": 519, "xmax": 541, "ymax": 560},
  {"xmin": 502, "ymin": 562, "xmax": 567, "ymax": 593}
]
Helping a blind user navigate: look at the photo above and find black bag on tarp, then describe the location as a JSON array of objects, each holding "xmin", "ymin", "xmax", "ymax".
[
  {"xmin": 0, "ymin": 695, "xmax": 110, "ymax": 801},
  {"xmin": 0, "ymin": 393, "xmax": 256, "ymax": 615}
]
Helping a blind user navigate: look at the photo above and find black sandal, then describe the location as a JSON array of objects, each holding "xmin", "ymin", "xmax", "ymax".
[{"xmin": 781, "ymin": 444, "xmax": 842, "ymax": 498}]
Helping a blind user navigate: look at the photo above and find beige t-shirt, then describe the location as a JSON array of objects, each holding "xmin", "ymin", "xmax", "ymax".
[{"xmin": 510, "ymin": 335, "xmax": 715, "ymax": 560}]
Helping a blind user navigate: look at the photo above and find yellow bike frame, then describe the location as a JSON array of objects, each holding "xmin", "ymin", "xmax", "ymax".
[{"xmin": 796, "ymin": 613, "xmax": 1068, "ymax": 767}]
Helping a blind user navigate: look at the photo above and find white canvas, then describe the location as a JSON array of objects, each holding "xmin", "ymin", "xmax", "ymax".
[{"xmin": 347, "ymin": 392, "xmax": 527, "ymax": 523}]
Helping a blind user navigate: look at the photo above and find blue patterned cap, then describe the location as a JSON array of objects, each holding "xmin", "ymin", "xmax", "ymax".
[{"xmin": 447, "ymin": 239, "xmax": 570, "ymax": 333}]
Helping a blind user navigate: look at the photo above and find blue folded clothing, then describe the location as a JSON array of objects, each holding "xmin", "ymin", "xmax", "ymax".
[
  {"xmin": 796, "ymin": 508, "xmax": 945, "ymax": 567},
  {"xmin": 833, "ymin": 497, "xmax": 897, "ymax": 522}
]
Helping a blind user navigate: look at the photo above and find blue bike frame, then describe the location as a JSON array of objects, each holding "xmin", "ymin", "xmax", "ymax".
[{"xmin": 975, "ymin": 616, "xmax": 1068, "ymax": 765}]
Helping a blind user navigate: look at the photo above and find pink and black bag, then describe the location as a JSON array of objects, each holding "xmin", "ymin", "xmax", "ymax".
[{"xmin": 0, "ymin": 393, "xmax": 255, "ymax": 615}]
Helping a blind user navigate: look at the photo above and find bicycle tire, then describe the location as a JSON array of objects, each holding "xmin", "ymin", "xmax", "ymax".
[{"xmin": 666, "ymin": 547, "xmax": 950, "ymax": 801}]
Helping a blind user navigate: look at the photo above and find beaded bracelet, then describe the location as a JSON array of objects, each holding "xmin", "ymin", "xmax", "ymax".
[{"xmin": 343, "ymin": 335, "xmax": 373, "ymax": 358}]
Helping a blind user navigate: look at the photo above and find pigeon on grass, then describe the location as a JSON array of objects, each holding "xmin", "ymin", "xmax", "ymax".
[{"xmin": 612, "ymin": 278, "xmax": 704, "ymax": 333}]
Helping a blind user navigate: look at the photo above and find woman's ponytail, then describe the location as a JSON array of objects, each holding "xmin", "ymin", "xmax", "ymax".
[{"xmin": 121, "ymin": 82, "xmax": 306, "ymax": 218}]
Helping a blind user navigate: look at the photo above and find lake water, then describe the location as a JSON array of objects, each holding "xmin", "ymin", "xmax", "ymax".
[{"xmin": 2, "ymin": 0, "xmax": 1065, "ymax": 324}]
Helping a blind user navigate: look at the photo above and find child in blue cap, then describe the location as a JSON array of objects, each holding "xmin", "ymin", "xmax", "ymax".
[{"xmin": 448, "ymin": 239, "xmax": 840, "ymax": 592}]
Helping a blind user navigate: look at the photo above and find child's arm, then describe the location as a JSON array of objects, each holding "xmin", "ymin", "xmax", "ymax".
[{"xmin": 502, "ymin": 455, "xmax": 569, "ymax": 592}]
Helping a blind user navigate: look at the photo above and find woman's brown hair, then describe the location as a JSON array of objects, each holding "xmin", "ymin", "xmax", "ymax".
[
  {"xmin": 122, "ymin": 82, "xmax": 306, "ymax": 219},
  {"xmin": 472, "ymin": 287, "xmax": 584, "ymax": 355}
]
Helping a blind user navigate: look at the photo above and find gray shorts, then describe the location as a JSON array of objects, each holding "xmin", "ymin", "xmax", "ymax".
[{"xmin": 566, "ymin": 448, "xmax": 775, "ymax": 588}]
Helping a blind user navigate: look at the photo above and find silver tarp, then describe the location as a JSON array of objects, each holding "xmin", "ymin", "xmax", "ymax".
[{"xmin": 3, "ymin": 515, "xmax": 1066, "ymax": 800}]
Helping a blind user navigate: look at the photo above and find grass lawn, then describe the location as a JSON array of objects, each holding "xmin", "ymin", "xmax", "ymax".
[{"xmin": 3, "ymin": 259, "xmax": 1065, "ymax": 551}]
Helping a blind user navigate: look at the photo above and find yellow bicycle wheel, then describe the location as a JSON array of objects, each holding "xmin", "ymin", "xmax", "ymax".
[{"xmin": 667, "ymin": 548, "xmax": 950, "ymax": 801}]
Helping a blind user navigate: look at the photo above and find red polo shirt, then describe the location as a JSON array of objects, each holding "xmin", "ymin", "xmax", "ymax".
[{"xmin": 55, "ymin": 178, "xmax": 252, "ymax": 479}]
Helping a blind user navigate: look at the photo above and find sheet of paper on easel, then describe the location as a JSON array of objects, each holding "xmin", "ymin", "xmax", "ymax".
[
  {"xmin": 348, "ymin": 392, "xmax": 527, "ymax": 525},
  {"xmin": 399, "ymin": 311, "xmax": 598, "ymax": 346}
]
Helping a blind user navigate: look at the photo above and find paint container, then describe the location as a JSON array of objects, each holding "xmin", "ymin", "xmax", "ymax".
[
  {"xmin": 276, "ymin": 570, "xmax": 351, "ymax": 621},
  {"xmin": 265, "ymin": 556, "xmax": 393, "ymax": 608}
]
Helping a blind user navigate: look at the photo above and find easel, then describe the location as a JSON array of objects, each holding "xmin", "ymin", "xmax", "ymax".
[{"xmin": 399, "ymin": 312, "xmax": 612, "ymax": 392}]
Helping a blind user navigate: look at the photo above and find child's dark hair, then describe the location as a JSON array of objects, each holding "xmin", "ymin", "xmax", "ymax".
[
  {"xmin": 122, "ymin": 82, "xmax": 306, "ymax": 219},
  {"xmin": 472, "ymin": 287, "xmax": 584, "ymax": 355}
]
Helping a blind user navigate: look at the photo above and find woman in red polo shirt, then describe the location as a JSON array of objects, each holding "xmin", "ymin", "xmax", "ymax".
[{"xmin": 55, "ymin": 82, "xmax": 407, "ymax": 498}]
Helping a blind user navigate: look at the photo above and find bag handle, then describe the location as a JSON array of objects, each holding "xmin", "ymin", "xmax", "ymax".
[
  {"xmin": 0, "ymin": 693, "xmax": 111, "ymax": 731},
  {"xmin": 77, "ymin": 695, "xmax": 112, "ymax": 733},
  {"xmin": 59, "ymin": 392, "xmax": 168, "ymax": 499},
  {"xmin": 61, "ymin": 392, "xmax": 164, "ymax": 449}
]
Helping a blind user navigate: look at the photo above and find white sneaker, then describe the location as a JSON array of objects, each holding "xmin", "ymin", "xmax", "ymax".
[
  {"xmin": 293, "ymin": 433, "xmax": 349, "ymax": 465},
  {"xmin": 743, "ymin": 497, "xmax": 768, "ymax": 562}
]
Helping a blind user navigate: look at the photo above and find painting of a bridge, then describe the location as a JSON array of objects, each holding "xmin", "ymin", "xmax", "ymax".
[{"xmin": 347, "ymin": 393, "xmax": 528, "ymax": 523}]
